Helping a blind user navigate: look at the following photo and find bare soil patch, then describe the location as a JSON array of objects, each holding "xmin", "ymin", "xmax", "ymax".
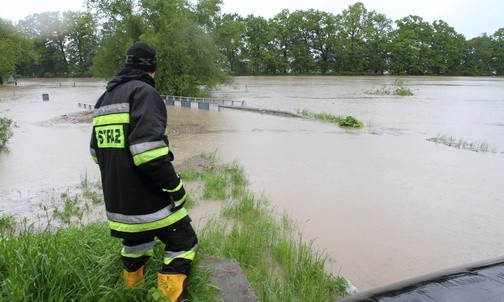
[{"xmin": 49, "ymin": 110, "xmax": 204, "ymax": 135}]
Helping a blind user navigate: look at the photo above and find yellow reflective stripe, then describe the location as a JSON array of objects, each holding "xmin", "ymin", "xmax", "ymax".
[
  {"xmin": 108, "ymin": 208, "xmax": 188, "ymax": 233},
  {"xmin": 163, "ymin": 250, "xmax": 196, "ymax": 265},
  {"xmin": 162, "ymin": 179, "xmax": 183, "ymax": 193},
  {"xmin": 92, "ymin": 113, "xmax": 130, "ymax": 126},
  {"xmin": 91, "ymin": 156, "xmax": 98, "ymax": 164},
  {"xmin": 173, "ymin": 192, "xmax": 187, "ymax": 205},
  {"xmin": 121, "ymin": 249, "xmax": 154, "ymax": 259},
  {"xmin": 132, "ymin": 146, "xmax": 169, "ymax": 166}
]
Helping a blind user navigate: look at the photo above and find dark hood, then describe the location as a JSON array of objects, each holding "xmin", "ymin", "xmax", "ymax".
[{"xmin": 106, "ymin": 68, "xmax": 156, "ymax": 92}]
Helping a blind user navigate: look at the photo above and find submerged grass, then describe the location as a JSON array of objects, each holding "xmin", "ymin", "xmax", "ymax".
[
  {"xmin": 427, "ymin": 134, "xmax": 497, "ymax": 153},
  {"xmin": 365, "ymin": 78, "xmax": 414, "ymax": 96},
  {"xmin": 297, "ymin": 109, "xmax": 364, "ymax": 128},
  {"xmin": 0, "ymin": 155, "xmax": 349, "ymax": 301}
]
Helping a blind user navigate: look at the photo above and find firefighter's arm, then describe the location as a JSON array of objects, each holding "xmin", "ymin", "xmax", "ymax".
[
  {"xmin": 90, "ymin": 130, "xmax": 99, "ymax": 164},
  {"xmin": 128, "ymin": 86, "xmax": 187, "ymax": 207}
]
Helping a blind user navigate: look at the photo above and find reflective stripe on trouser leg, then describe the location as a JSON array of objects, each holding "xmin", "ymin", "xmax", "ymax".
[
  {"xmin": 121, "ymin": 240, "xmax": 155, "ymax": 272},
  {"xmin": 163, "ymin": 244, "xmax": 197, "ymax": 266},
  {"xmin": 121, "ymin": 241, "xmax": 155, "ymax": 258}
]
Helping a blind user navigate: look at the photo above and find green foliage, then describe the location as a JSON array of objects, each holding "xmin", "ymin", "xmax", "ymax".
[
  {"xmin": 179, "ymin": 168, "xmax": 201, "ymax": 181},
  {"xmin": 87, "ymin": 0, "xmax": 229, "ymax": 95},
  {"xmin": 365, "ymin": 78, "xmax": 413, "ymax": 96},
  {"xmin": 0, "ymin": 215, "xmax": 16, "ymax": 239},
  {"xmin": 0, "ymin": 18, "xmax": 34, "ymax": 78},
  {"xmin": 52, "ymin": 192, "xmax": 85, "ymax": 225},
  {"xmin": 3, "ymin": 2, "xmax": 504, "ymax": 78},
  {"xmin": 427, "ymin": 134, "xmax": 497, "ymax": 153},
  {"xmin": 214, "ymin": 14, "xmax": 246, "ymax": 74},
  {"xmin": 298, "ymin": 109, "xmax": 365, "ymax": 128},
  {"xmin": 0, "ymin": 116, "xmax": 13, "ymax": 153}
]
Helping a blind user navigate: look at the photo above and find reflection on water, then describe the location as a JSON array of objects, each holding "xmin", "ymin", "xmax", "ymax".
[{"xmin": 1, "ymin": 77, "xmax": 503, "ymax": 292}]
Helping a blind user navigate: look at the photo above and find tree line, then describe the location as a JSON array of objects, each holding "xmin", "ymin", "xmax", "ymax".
[{"xmin": 1, "ymin": 1, "xmax": 503, "ymax": 95}]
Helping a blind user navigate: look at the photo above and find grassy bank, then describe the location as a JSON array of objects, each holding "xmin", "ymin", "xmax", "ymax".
[{"xmin": 0, "ymin": 155, "xmax": 349, "ymax": 301}]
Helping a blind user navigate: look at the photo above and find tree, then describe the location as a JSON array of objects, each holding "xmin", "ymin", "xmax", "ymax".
[
  {"xmin": 430, "ymin": 20, "xmax": 466, "ymax": 75},
  {"xmin": 242, "ymin": 15, "xmax": 275, "ymax": 74},
  {"xmin": 390, "ymin": 15, "xmax": 434, "ymax": 75},
  {"xmin": 492, "ymin": 27, "xmax": 504, "ymax": 75},
  {"xmin": 86, "ymin": 0, "xmax": 146, "ymax": 78},
  {"xmin": 270, "ymin": 9, "xmax": 292, "ymax": 74},
  {"xmin": 0, "ymin": 18, "xmax": 33, "ymax": 79},
  {"xmin": 336, "ymin": 2, "xmax": 369, "ymax": 73},
  {"xmin": 363, "ymin": 11, "xmax": 392, "ymax": 74},
  {"xmin": 465, "ymin": 34, "xmax": 495, "ymax": 75},
  {"xmin": 302, "ymin": 9, "xmax": 337, "ymax": 74},
  {"xmin": 214, "ymin": 14, "xmax": 246, "ymax": 74},
  {"xmin": 17, "ymin": 12, "xmax": 70, "ymax": 77},
  {"xmin": 286, "ymin": 10, "xmax": 317, "ymax": 74},
  {"xmin": 63, "ymin": 11, "xmax": 98, "ymax": 76},
  {"xmin": 87, "ymin": 0, "xmax": 228, "ymax": 95}
]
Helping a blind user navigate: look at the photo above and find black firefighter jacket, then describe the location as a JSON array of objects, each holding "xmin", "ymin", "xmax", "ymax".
[{"xmin": 90, "ymin": 68, "xmax": 189, "ymax": 239}]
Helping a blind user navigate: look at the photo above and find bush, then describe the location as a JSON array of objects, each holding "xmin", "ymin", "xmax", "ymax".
[{"xmin": 0, "ymin": 117, "xmax": 13, "ymax": 152}]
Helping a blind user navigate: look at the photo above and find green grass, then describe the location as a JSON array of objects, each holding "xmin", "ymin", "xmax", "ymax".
[
  {"xmin": 81, "ymin": 172, "xmax": 103, "ymax": 205},
  {"xmin": 0, "ymin": 214, "xmax": 16, "ymax": 239},
  {"xmin": 0, "ymin": 157, "xmax": 349, "ymax": 301},
  {"xmin": 0, "ymin": 116, "xmax": 13, "ymax": 153},
  {"xmin": 297, "ymin": 109, "xmax": 364, "ymax": 128},
  {"xmin": 365, "ymin": 78, "xmax": 414, "ymax": 96},
  {"xmin": 427, "ymin": 134, "xmax": 496, "ymax": 153}
]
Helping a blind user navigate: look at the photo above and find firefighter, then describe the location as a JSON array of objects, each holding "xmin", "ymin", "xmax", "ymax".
[{"xmin": 90, "ymin": 42, "xmax": 198, "ymax": 302}]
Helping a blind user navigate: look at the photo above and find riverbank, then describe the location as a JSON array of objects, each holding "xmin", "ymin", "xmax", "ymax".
[{"xmin": 0, "ymin": 152, "xmax": 350, "ymax": 301}]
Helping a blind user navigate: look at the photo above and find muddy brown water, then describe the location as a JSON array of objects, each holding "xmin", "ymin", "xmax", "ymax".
[{"xmin": 0, "ymin": 76, "xmax": 503, "ymax": 292}]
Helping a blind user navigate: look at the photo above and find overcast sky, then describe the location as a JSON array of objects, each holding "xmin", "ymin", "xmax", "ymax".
[{"xmin": 1, "ymin": 0, "xmax": 502, "ymax": 39}]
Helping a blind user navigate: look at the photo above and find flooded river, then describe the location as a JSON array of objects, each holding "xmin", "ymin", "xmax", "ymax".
[{"xmin": 1, "ymin": 76, "xmax": 503, "ymax": 292}]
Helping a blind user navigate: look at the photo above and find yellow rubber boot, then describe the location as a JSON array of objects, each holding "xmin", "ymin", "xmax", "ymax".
[
  {"xmin": 123, "ymin": 266, "xmax": 144, "ymax": 288},
  {"xmin": 157, "ymin": 272, "xmax": 187, "ymax": 302}
]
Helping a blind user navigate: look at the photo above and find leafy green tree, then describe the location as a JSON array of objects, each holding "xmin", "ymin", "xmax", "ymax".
[
  {"xmin": 214, "ymin": 13, "xmax": 246, "ymax": 74},
  {"xmin": 286, "ymin": 10, "xmax": 317, "ymax": 74},
  {"xmin": 86, "ymin": 0, "xmax": 145, "ymax": 78},
  {"xmin": 148, "ymin": 20, "xmax": 227, "ymax": 96},
  {"xmin": 362, "ymin": 11, "xmax": 392, "ymax": 74},
  {"xmin": 17, "ymin": 12, "xmax": 70, "ymax": 77},
  {"xmin": 465, "ymin": 34, "xmax": 495, "ymax": 75},
  {"xmin": 63, "ymin": 12, "xmax": 98, "ymax": 76},
  {"xmin": 194, "ymin": 0, "xmax": 222, "ymax": 32},
  {"xmin": 88, "ymin": 0, "xmax": 228, "ymax": 95},
  {"xmin": 336, "ymin": 2, "xmax": 370, "ymax": 73},
  {"xmin": 390, "ymin": 15, "xmax": 434, "ymax": 75},
  {"xmin": 242, "ymin": 15, "xmax": 275, "ymax": 74},
  {"xmin": 492, "ymin": 27, "xmax": 504, "ymax": 75},
  {"xmin": 0, "ymin": 18, "xmax": 33, "ymax": 79},
  {"xmin": 90, "ymin": 15, "xmax": 145, "ymax": 78},
  {"xmin": 430, "ymin": 20, "xmax": 467, "ymax": 75},
  {"xmin": 270, "ymin": 9, "xmax": 292, "ymax": 74},
  {"xmin": 303, "ymin": 9, "xmax": 337, "ymax": 74}
]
